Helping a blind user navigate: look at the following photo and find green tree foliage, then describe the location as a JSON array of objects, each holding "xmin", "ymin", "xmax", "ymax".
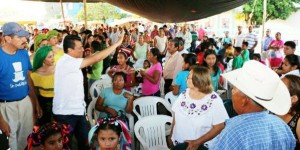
[
  {"xmin": 77, "ymin": 3, "xmax": 128, "ymax": 22},
  {"xmin": 243, "ymin": 0, "xmax": 300, "ymax": 25}
]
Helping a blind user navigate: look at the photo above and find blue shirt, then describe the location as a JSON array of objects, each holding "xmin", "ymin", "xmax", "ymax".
[
  {"xmin": 263, "ymin": 36, "xmax": 273, "ymax": 51},
  {"xmin": 0, "ymin": 48, "xmax": 32, "ymax": 100},
  {"xmin": 98, "ymin": 87, "xmax": 131, "ymax": 118},
  {"xmin": 211, "ymin": 111, "xmax": 296, "ymax": 150},
  {"xmin": 174, "ymin": 70, "xmax": 189, "ymax": 95},
  {"xmin": 211, "ymin": 68, "xmax": 221, "ymax": 92}
]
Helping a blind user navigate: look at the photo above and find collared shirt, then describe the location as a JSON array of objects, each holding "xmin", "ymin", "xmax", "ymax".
[
  {"xmin": 53, "ymin": 54, "xmax": 86, "ymax": 115},
  {"xmin": 244, "ymin": 32, "xmax": 258, "ymax": 49},
  {"xmin": 163, "ymin": 51, "xmax": 183, "ymax": 83},
  {"xmin": 263, "ymin": 36, "xmax": 274, "ymax": 51},
  {"xmin": 211, "ymin": 111, "xmax": 296, "ymax": 150},
  {"xmin": 234, "ymin": 32, "xmax": 244, "ymax": 47},
  {"xmin": 110, "ymin": 32, "xmax": 120, "ymax": 45}
]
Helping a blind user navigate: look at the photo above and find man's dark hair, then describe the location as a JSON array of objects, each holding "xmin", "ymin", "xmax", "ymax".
[
  {"xmin": 234, "ymin": 47, "xmax": 242, "ymax": 53},
  {"xmin": 91, "ymin": 41, "xmax": 101, "ymax": 52},
  {"xmin": 169, "ymin": 38, "xmax": 179, "ymax": 48},
  {"xmin": 284, "ymin": 41, "xmax": 296, "ymax": 49},
  {"xmin": 63, "ymin": 35, "xmax": 81, "ymax": 53}
]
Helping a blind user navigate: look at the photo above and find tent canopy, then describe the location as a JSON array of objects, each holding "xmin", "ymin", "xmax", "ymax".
[{"xmin": 24, "ymin": 0, "xmax": 250, "ymax": 23}]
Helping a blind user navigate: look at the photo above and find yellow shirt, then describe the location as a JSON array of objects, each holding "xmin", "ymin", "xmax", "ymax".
[
  {"xmin": 31, "ymin": 72, "xmax": 54, "ymax": 97},
  {"xmin": 54, "ymin": 49, "xmax": 64, "ymax": 64}
]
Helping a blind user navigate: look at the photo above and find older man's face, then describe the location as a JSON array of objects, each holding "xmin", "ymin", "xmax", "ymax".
[{"xmin": 232, "ymin": 86, "xmax": 247, "ymax": 114}]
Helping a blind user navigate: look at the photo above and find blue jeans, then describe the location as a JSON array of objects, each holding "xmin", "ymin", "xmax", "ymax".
[{"xmin": 54, "ymin": 115, "xmax": 89, "ymax": 150}]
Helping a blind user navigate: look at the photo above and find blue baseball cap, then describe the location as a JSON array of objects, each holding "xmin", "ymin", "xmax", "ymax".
[{"xmin": 2, "ymin": 22, "xmax": 29, "ymax": 37}]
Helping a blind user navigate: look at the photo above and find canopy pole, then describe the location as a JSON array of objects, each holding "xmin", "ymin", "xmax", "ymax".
[
  {"xmin": 261, "ymin": 0, "xmax": 267, "ymax": 53},
  {"xmin": 60, "ymin": 0, "xmax": 66, "ymax": 29},
  {"xmin": 83, "ymin": 0, "xmax": 87, "ymax": 29}
]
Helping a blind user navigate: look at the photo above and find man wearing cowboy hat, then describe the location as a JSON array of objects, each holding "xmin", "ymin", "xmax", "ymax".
[{"xmin": 211, "ymin": 60, "xmax": 296, "ymax": 149}]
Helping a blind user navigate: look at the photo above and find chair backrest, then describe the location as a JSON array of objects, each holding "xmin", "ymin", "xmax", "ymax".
[
  {"xmin": 160, "ymin": 78, "xmax": 165, "ymax": 97},
  {"xmin": 164, "ymin": 92, "xmax": 178, "ymax": 106},
  {"xmin": 133, "ymin": 96, "xmax": 172, "ymax": 120},
  {"xmin": 134, "ymin": 115, "xmax": 172, "ymax": 150},
  {"xmin": 87, "ymin": 99, "xmax": 100, "ymax": 126},
  {"xmin": 89, "ymin": 79, "xmax": 112, "ymax": 101}
]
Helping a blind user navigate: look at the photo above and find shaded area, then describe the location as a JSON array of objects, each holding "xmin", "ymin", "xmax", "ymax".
[{"xmin": 24, "ymin": 0, "xmax": 250, "ymax": 22}]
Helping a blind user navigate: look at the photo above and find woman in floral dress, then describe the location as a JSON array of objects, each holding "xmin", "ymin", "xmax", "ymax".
[{"xmin": 169, "ymin": 65, "xmax": 229, "ymax": 150}]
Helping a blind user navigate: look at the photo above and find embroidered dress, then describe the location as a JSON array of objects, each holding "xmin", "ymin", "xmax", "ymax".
[{"xmin": 171, "ymin": 89, "xmax": 229, "ymax": 148}]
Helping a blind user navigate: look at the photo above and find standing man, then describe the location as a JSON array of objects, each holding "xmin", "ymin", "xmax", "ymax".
[
  {"xmin": 163, "ymin": 38, "xmax": 183, "ymax": 95},
  {"xmin": 263, "ymin": 29, "xmax": 273, "ymax": 51},
  {"xmin": 53, "ymin": 33, "xmax": 124, "ymax": 149},
  {"xmin": 190, "ymin": 25, "xmax": 198, "ymax": 53},
  {"xmin": 177, "ymin": 24, "xmax": 192, "ymax": 52},
  {"xmin": 233, "ymin": 26, "xmax": 244, "ymax": 48},
  {"xmin": 0, "ymin": 22, "xmax": 42, "ymax": 150},
  {"xmin": 109, "ymin": 27, "xmax": 120, "ymax": 45},
  {"xmin": 150, "ymin": 25, "xmax": 159, "ymax": 40},
  {"xmin": 244, "ymin": 26, "xmax": 258, "ymax": 59}
]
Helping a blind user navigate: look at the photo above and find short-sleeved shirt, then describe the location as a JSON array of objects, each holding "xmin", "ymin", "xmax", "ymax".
[
  {"xmin": 244, "ymin": 32, "xmax": 258, "ymax": 49},
  {"xmin": 0, "ymin": 48, "xmax": 31, "ymax": 100},
  {"xmin": 172, "ymin": 89, "xmax": 229, "ymax": 148},
  {"xmin": 134, "ymin": 43, "xmax": 148, "ymax": 59},
  {"xmin": 31, "ymin": 73, "xmax": 54, "ymax": 97},
  {"xmin": 232, "ymin": 55, "xmax": 243, "ymax": 69},
  {"xmin": 211, "ymin": 111, "xmax": 296, "ymax": 150},
  {"xmin": 241, "ymin": 49, "xmax": 250, "ymax": 65},
  {"xmin": 53, "ymin": 54, "xmax": 86, "ymax": 115},
  {"xmin": 142, "ymin": 63, "xmax": 162, "ymax": 95},
  {"xmin": 174, "ymin": 70, "xmax": 189, "ymax": 95},
  {"xmin": 98, "ymin": 87, "xmax": 131, "ymax": 118}
]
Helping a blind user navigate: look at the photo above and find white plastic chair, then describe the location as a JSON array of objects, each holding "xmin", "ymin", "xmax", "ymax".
[
  {"xmin": 89, "ymin": 79, "xmax": 112, "ymax": 101},
  {"xmin": 164, "ymin": 92, "xmax": 178, "ymax": 106},
  {"xmin": 87, "ymin": 99, "xmax": 100, "ymax": 126},
  {"xmin": 134, "ymin": 115, "xmax": 172, "ymax": 150},
  {"xmin": 160, "ymin": 78, "xmax": 165, "ymax": 98},
  {"xmin": 133, "ymin": 96, "xmax": 172, "ymax": 120}
]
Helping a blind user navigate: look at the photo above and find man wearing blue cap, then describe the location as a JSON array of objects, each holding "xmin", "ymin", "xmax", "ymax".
[{"xmin": 0, "ymin": 22, "xmax": 42, "ymax": 150}]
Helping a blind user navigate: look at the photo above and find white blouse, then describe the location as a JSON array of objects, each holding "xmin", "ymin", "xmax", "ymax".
[{"xmin": 171, "ymin": 88, "xmax": 229, "ymax": 148}]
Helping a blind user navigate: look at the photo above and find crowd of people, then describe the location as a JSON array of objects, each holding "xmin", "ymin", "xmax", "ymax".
[{"xmin": 0, "ymin": 21, "xmax": 300, "ymax": 150}]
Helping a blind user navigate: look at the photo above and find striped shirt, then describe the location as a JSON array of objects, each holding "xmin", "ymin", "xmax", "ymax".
[
  {"xmin": 244, "ymin": 32, "xmax": 257, "ymax": 49},
  {"xmin": 211, "ymin": 111, "xmax": 296, "ymax": 150}
]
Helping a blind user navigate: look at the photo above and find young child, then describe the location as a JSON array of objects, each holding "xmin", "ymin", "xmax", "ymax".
[
  {"xmin": 232, "ymin": 47, "xmax": 243, "ymax": 70},
  {"xmin": 27, "ymin": 122, "xmax": 70, "ymax": 150},
  {"xmin": 172, "ymin": 53, "xmax": 197, "ymax": 95},
  {"xmin": 143, "ymin": 59, "xmax": 151, "ymax": 72},
  {"xmin": 280, "ymin": 54, "xmax": 300, "ymax": 78},
  {"xmin": 88, "ymin": 117, "xmax": 131, "ymax": 150},
  {"xmin": 241, "ymin": 42, "xmax": 250, "ymax": 64},
  {"xmin": 203, "ymin": 50, "xmax": 222, "ymax": 91},
  {"xmin": 224, "ymin": 43, "xmax": 234, "ymax": 62}
]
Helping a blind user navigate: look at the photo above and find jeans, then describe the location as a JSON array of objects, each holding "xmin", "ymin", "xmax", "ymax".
[
  {"xmin": 172, "ymin": 142, "xmax": 208, "ymax": 150},
  {"xmin": 54, "ymin": 115, "xmax": 89, "ymax": 150}
]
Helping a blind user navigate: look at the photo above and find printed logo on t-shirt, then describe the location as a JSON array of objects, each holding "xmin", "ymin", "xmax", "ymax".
[
  {"xmin": 10, "ymin": 62, "xmax": 27, "ymax": 88},
  {"xmin": 12, "ymin": 62, "xmax": 25, "ymax": 82}
]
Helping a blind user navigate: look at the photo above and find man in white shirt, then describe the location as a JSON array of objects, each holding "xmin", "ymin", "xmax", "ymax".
[
  {"xmin": 177, "ymin": 25, "xmax": 192, "ymax": 52},
  {"xmin": 234, "ymin": 26, "xmax": 244, "ymax": 47},
  {"xmin": 110, "ymin": 27, "xmax": 120, "ymax": 45},
  {"xmin": 53, "ymin": 33, "xmax": 124, "ymax": 149}
]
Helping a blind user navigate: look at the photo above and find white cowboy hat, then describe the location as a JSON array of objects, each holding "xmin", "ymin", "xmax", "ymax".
[{"xmin": 222, "ymin": 60, "xmax": 291, "ymax": 115}]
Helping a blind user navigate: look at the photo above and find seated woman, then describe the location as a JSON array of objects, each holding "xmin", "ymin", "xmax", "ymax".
[
  {"xmin": 140, "ymin": 48, "xmax": 163, "ymax": 97},
  {"xmin": 31, "ymin": 46, "xmax": 55, "ymax": 126},
  {"xmin": 96, "ymin": 72, "xmax": 134, "ymax": 119},
  {"xmin": 172, "ymin": 53, "xmax": 197, "ymax": 96},
  {"xmin": 170, "ymin": 65, "xmax": 229, "ymax": 150},
  {"xmin": 203, "ymin": 50, "xmax": 222, "ymax": 92},
  {"xmin": 280, "ymin": 75, "xmax": 300, "ymax": 149},
  {"xmin": 108, "ymin": 50, "xmax": 136, "ymax": 91},
  {"xmin": 280, "ymin": 54, "xmax": 300, "ymax": 78},
  {"xmin": 88, "ymin": 117, "xmax": 132, "ymax": 150},
  {"xmin": 27, "ymin": 122, "xmax": 70, "ymax": 150}
]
